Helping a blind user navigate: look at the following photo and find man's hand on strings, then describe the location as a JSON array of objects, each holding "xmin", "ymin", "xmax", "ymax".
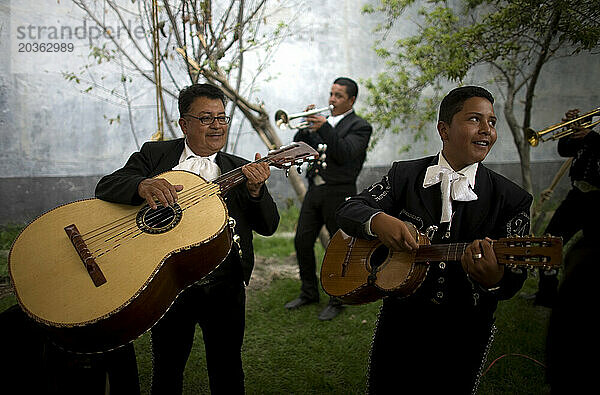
[
  {"xmin": 138, "ymin": 178, "xmax": 183, "ymax": 210},
  {"xmin": 370, "ymin": 213, "xmax": 419, "ymax": 251},
  {"xmin": 461, "ymin": 237, "xmax": 504, "ymax": 288},
  {"xmin": 243, "ymin": 153, "xmax": 270, "ymax": 198}
]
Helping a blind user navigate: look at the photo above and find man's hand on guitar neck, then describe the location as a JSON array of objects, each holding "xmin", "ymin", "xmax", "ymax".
[
  {"xmin": 461, "ymin": 238, "xmax": 504, "ymax": 289},
  {"xmin": 370, "ymin": 213, "xmax": 419, "ymax": 251},
  {"xmin": 242, "ymin": 153, "xmax": 271, "ymax": 198},
  {"xmin": 138, "ymin": 178, "xmax": 184, "ymax": 210}
]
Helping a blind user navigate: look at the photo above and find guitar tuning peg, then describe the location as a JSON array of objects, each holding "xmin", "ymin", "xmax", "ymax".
[{"xmin": 285, "ymin": 168, "xmax": 290, "ymax": 178}]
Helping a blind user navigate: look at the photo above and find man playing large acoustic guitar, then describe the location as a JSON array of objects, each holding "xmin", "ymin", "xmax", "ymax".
[
  {"xmin": 335, "ymin": 86, "xmax": 532, "ymax": 394},
  {"xmin": 95, "ymin": 83, "xmax": 279, "ymax": 393}
]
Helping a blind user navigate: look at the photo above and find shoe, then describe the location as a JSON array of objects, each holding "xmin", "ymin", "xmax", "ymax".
[
  {"xmin": 284, "ymin": 297, "xmax": 317, "ymax": 310},
  {"xmin": 318, "ymin": 304, "xmax": 344, "ymax": 321}
]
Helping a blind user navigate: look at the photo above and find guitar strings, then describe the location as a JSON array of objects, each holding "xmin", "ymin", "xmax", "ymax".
[
  {"xmin": 331, "ymin": 243, "xmax": 470, "ymax": 262},
  {"xmin": 79, "ymin": 155, "xmax": 280, "ymax": 259},
  {"xmin": 81, "ymin": 164, "xmax": 256, "ymax": 259},
  {"xmin": 84, "ymin": 181, "xmax": 219, "ymax": 242},
  {"xmin": 83, "ymin": 183, "xmax": 222, "ymax": 258}
]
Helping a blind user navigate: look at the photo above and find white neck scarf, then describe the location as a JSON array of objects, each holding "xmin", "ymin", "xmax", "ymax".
[
  {"xmin": 172, "ymin": 141, "xmax": 220, "ymax": 181},
  {"xmin": 422, "ymin": 154, "xmax": 478, "ymax": 223}
]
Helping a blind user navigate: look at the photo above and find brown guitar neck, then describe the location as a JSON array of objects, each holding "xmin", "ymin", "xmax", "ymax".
[
  {"xmin": 414, "ymin": 236, "xmax": 562, "ymax": 268},
  {"xmin": 415, "ymin": 243, "xmax": 470, "ymax": 263},
  {"xmin": 214, "ymin": 157, "xmax": 271, "ymax": 194},
  {"xmin": 214, "ymin": 142, "xmax": 318, "ymax": 194}
]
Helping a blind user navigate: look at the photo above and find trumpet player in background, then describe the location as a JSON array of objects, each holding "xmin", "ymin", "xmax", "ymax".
[
  {"xmin": 284, "ymin": 77, "xmax": 372, "ymax": 321},
  {"xmin": 532, "ymin": 108, "xmax": 600, "ymax": 307}
]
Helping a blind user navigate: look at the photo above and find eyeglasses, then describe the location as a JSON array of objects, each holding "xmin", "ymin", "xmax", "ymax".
[{"xmin": 185, "ymin": 114, "xmax": 231, "ymax": 125}]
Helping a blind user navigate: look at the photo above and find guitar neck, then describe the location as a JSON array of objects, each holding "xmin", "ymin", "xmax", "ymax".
[
  {"xmin": 414, "ymin": 236, "xmax": 562, "ymax": 268},
  {"xmin": 214, "ymin": 157, "xmax": 271, "ymax": 194},
  {"xmin": 414, "ymin": 243, "xmax": 470, "ymax": 263},
  {"xmin": 212, "ymin": 142, "xmax": 318, "ymax": 194}
]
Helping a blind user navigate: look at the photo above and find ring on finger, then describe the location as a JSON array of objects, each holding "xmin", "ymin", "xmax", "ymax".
[{"xmin": 472, "ymin": 253, "xmax": 482, "ymax": 260}]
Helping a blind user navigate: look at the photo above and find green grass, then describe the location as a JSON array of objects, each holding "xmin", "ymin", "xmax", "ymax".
[
  {"xmin": 0, "ymin": 225, "xmax": 21, "ymax": 311},
  {"xmin": 252, "ymin": 235, "xmax": 296, "ymax": 257},
  {"xmin": 0, "ymin": 210, "xmax": 554, "ymax": 393},
  {"xmin": 0, "ymin": 224, "xmax": 23, "ymax": 279}
]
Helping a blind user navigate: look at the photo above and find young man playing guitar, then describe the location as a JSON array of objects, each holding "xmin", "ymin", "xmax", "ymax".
[
  {"xmin": 95, "ymin": 83, "xmax": 280, "ymax": 393},
  {"xmin": 335, "ymin": 86, "xmax": 532, "ymax": 394}
]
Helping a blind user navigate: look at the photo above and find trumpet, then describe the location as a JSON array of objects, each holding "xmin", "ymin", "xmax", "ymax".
[
  {"xmin": 274, "ymin": 105, "xmax": 333, "ymax": 130},
  {"xmin": 525, "ymin": 107, "xmax": 600, "ymax": 147}
]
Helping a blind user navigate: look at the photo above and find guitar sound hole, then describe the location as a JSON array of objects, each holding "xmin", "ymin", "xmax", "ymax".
[
  {"xmin": 369, "ymin": 244, "xmax": 390, "ymax": 272},
  {"xmin": 136, "ymin": 203, "xmax": 183, "ymax": 234}
]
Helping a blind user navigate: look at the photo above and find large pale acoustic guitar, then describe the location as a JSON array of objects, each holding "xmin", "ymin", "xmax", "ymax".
[
  {"xmin": 9, "ymin": 142, "xmax": 317, "ymax": 353},
  {"xmin": 321, "ymin": 224, "xmax": 562, "ymax": 305}
]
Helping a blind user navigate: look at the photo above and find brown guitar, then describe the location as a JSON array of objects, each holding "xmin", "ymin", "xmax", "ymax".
[
  {"xmin": 321, "ymin": 224, "xmax": 563, "ymax": 305},
  {"xmin": 9, "ymin": 142, "xmax": 317, "ymax": 353}
]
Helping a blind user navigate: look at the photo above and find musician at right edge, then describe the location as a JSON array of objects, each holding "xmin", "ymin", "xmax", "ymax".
[
  {"xmin": 335, "ymin": 86, "xmax": 532, "ymax": 394},
  {"xmin": 532, "ymin": 108, "xmax": 600, "ymax": 307}
]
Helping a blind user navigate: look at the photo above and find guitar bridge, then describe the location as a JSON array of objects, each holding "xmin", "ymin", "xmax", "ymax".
[{"xmin": 65, "ymin": 224, "xmax": 107, "ymax": 287}]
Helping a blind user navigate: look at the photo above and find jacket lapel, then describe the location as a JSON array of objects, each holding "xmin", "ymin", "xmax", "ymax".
[
  {"xmin": 456, "ymin": 164, "xmax": 492, "ymax": 239},
  {"xmin": 333, "ymin": 111, "xmax": 355, "ymax": 138},
  {"xmin": 417, "ymin": 155, "xmax": 443, "ymax": 225},
  {"xmin": 215, "ymin": 151, "xmax": 235, "ymax": 173},
  {"xmin": 150, "ymin": 138, "xmax": 186, "ymax": 176}
]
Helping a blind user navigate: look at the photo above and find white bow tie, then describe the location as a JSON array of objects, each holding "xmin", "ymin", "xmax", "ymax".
[
  {"xmin": 423, "ymin": 164, "xmax": 478, "ymax": 223},
  {"xmin": 172, "ymin": 156, "xmax": 220, "ymax": 181}
]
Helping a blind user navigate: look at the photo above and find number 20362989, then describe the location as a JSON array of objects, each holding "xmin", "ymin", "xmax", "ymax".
[{"xmin": 18, "ymin": 42, "xmax": 74, "ymax": 52}]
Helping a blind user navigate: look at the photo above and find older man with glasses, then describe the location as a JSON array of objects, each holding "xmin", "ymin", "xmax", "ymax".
[{"xmin": 95, "ymin": 83, "xmax": 280, "ymax": 394}]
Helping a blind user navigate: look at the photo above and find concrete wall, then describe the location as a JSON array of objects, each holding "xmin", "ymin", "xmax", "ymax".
[
  {"xmin": 0, "ymin": 0, "xmax": 597, "ymax": 226},
  {"xmin": 0, "ymin": 160, "xmax": 571, "ymax": 226}
]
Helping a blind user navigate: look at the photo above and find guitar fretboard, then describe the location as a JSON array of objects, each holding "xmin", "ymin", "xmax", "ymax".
[
  {"xmin": 414, "ymin": 243, "xmax": 470, "ymax": 262},
  {"xmin": 214, "ymin": 157, "xmax": 272, "ymax": 194}
]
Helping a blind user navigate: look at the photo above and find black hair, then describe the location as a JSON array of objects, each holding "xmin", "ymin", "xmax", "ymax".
[
  {"xmin": 333, "ymin": 77, "xmax": 358, "ymax": 98},
  {"xmin": 438, "ymin": 86, "xmax": 494, "ymax": 124},
  {"xmin": 178, "ymin": 83, "xmax": 227, "ymax": 116}
]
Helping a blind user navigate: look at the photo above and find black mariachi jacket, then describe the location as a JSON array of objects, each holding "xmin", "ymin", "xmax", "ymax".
[
  {"xmin": 95, "ymin": 138, "xmax": 280, "ymax": 285},
  {"xmin": 293, "ymin": 111, "xmax": 372, "ymax": 186},
  {"xmin": 558, "ymin": 130, "xmax": 600, "ymax": 188},
  {"xmin": 336, "ymin": 155, "xmax": 532, "ymax": 316}
]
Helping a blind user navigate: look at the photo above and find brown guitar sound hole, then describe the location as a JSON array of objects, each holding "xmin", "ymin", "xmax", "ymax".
[
  {"xmin": 368, "ymin": 244, "xmax": 390, "ymax": 272},
  {"xmin": 136, "ymin": 203, "xmax": 183, "ymax": 234}
]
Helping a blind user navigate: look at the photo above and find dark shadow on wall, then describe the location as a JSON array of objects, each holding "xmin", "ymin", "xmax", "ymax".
[{"xmin": 0, "ymin": 160, "xmax": 570, "ymax": 226}]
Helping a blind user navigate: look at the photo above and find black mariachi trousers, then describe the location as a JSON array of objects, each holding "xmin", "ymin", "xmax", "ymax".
[
  {"xmin": 294, "ymin": 183, "xmax": 356, "ymax": 301},
  {"xmin": 150, "ymin": 279, "xmax": 246, "ymax": 394}
]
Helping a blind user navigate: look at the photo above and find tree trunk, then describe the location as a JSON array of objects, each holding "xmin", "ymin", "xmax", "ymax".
[
  {"xmin": 518, "ymin": 143, "xmax": 532, "ymax": 196},
  {"xmin": 503, "ymin": 81, "xmax": 533, "ymax": 195}
]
